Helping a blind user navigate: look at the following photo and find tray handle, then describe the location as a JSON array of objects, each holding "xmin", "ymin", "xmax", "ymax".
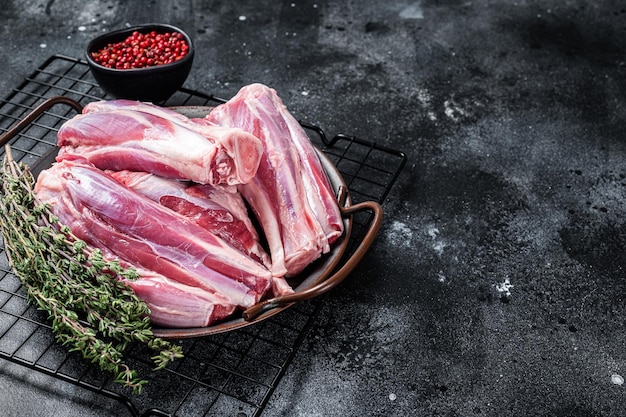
[
  {"xmin": 0, "ymin": 96, "xmax": 83, "ymax": 148},
  {"xmin": 243, "ymin": 199, "xmax": 384, "ymax": 321}
]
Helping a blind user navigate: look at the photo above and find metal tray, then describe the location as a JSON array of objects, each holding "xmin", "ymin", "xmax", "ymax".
[{"xmin": 9, "ymin": 97, "xmax": 384, "ymax": 338}]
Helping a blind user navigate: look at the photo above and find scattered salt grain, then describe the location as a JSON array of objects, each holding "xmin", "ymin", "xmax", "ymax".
[
  {"xmin": 387, "ymin": 221, "xmax": 413, "ymax": 248},
  {"xmin": 39, "ymin": 43, "xmax": 47, "ymax": 49},
  {"xmin": 444, "ymin": 99, "xmax": 468, "ymax": 121},
  {"xmin": 433, "ymin": 241, "xmax": 446, "ymax": 255},
  {"xmin": 238, "ymin": 15, "xmax": 247, "ymax": 21},
  {"xmin": 426, "ymin": 226, "xmax": 439, "ymax": 238},
  {"xmin": 611, "ymin": 374, "xmax": 624, "ymax": 385},
  {"xmin": 301, "ymin": 91, "xmax": 309, "ymax": 96},
  {"xmin": 495, "ymin": 278, "xmax": 514, "ymax": 296},
  {"xmin": 78, "ymin": 26, "xmax": 86, "ymax": 31},
  {"xmin": 389, "ymin": 393, "xmax": 397, "ymax": 401}
]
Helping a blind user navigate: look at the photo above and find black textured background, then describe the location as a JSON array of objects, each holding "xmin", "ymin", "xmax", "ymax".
[{"xmin": 1, "ymin": 1, "xmax": 626, "ymax": 416}]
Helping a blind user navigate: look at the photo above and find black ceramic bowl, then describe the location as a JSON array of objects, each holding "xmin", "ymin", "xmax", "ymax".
[{"xmin": 86, "ymin": 24, "xmax": 194, "ymax": 103}]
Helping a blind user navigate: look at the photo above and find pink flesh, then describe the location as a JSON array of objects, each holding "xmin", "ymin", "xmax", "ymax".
[
  {"xmin": 280, "ymin": 101, "xmax": 344, "ymax": 247},
  {"xmin": 34, "ymin": 192, "xmax": 237, "ymax": 328},
  {"xmin": 207, "ymin": 83, "xmax": 344, "ymax": 277},
  {"xmin": 124, "ymin": 274, "xmax": 236, "ymax": 328},
  {"xmin": 35, "ymin": 159, "xmax": 272, "ymax": 308},
  {"xmin": 57, "ymin": 106, "xmax": 262, "ymax": 185},
  {"xmin": 83, "ymin": 99, "xmax": 192, "ymax": 121},
  {"xmin": 110, "ymin": 170, "xmax": 272, "ymax": 268},
  {"xmin": 82, "ymin": 99, "xmax": 265, "ymax": 184}
]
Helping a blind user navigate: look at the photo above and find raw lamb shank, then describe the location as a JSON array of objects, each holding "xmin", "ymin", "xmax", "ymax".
[
  {"xmin": 34, "ymin": 83, "xmax": 345, "ymax": 328},
  {"xmin": 206, "ymin": 83, "xmax": 344, "ymax": 277},
  {"xmin": 57, "ymin": 101, "xmax": 263, "ymax": 186}
]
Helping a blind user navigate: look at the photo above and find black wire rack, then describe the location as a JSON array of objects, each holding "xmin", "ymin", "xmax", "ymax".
[{"xmin": 0, "ymin": 55, "xmax": 406, "ymax": 417}]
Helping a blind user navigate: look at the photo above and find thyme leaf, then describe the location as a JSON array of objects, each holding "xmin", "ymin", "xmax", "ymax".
[{"xmin": 0, "ymin": 146, "xmax": 183, "ymax": 394}]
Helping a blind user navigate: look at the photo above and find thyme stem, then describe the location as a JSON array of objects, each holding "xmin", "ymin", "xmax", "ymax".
[{"xmin": 0, "ymin": 146, "xmax": 183, "ymax": 393}]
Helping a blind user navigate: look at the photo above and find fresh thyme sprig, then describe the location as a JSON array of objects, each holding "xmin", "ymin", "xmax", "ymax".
[{"xmin": 0, "ymin": 146, "xmax": 183, "ymax": 393}]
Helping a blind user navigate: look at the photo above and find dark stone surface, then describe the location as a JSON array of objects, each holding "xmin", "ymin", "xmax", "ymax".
[{"xmin": 1, "ymin": 0, "xmax": 626, "ymax": 416}]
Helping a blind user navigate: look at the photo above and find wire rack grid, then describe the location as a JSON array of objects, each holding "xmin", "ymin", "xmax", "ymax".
[{"xmin": 0, "ymin": 55, "xmax": 406, "ymax": 417}]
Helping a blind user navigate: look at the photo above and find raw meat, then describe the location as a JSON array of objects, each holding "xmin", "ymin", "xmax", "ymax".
[
  {"xmin": 82, "ymin": 99, "xmax": 192, "ymax": 120},
  {"xmin": 110, "ymin": 169, "xmax": 294, "ymax": 296},
  {"xmin": 35, "ymin": 159, "xmax": 272, "ymax": 308},
  {"xmin": 109, "ymin": 170, "xmax": 271, "ymax": 268},
  {"xmin": 207, "ymin": 83, "xmax": 344, "ymax": 276},
  {"xmin": 124, "ymin": 272, "xmax": 236, "ymax": 328},
  {"xmin": 56, "ymin": 104, "xmax": 263, "ymax": 185}
]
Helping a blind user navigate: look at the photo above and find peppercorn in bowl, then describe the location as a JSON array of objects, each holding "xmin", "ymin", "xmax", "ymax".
[{"xmin": 86, "ymin": 23, "xmax": 194, "ymax": 103}]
